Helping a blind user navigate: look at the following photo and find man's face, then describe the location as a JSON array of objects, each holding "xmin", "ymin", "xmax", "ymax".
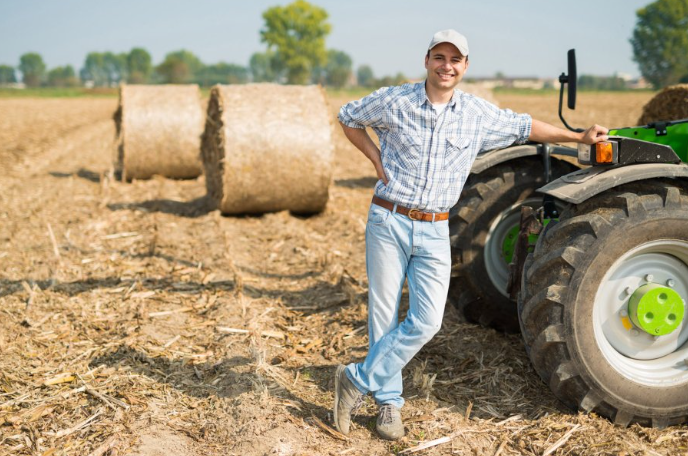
[{"xmin": 424, "ymin": 42, "xmax": 469, "ymax": 92}]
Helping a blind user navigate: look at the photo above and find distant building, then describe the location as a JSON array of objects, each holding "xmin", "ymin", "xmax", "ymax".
[
  {"xmin": 467, "ymin": 77, "xmax": 561, "ymax": 90},
  {"xmin": 625, "ymin": 77, "xmax": 652, "ymax": 90},
  {"xmin": 0, "ymin": 82, "xmax": 26, "ymax": 89}
]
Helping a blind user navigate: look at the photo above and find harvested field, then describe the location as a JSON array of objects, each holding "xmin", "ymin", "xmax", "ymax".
[
  {"xmin": 495, "ymin": 90, "xmax": 654, "ymax": 130},
  {"xmin": 1, "ymin": 91, "xmax": 687, "ymax": 456}
]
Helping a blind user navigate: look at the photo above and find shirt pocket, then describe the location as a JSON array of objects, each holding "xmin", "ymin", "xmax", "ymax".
[
  {"xmin": 391, "ymin": 129, "xmax": 423, "ymax": 171},
  {"xmin": 444, "ymin": 137, "xmax": 472, "ymax": 173}
]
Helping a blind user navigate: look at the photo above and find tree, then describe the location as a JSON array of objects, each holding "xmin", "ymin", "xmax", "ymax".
[
  {"xmin": 47, "ymin": 65, "xmax": 79, "ymax": 87},
  {"xmin": 19, "ymin": 52, "xmax": 46, "ymax": 87},
  {"xmin": 0, "ymin": 65, "xmax": 17, "ymax": 84},
  {"xmin": 103, "ymin": 52, "xmax": 128, "ymax": 86},
  {"xmin": 249, "ymin": 51, "xmax": 281, "ymax": 82},
  {"xmin": 195, "ymin": 63, "xmax": 248, "ymax": 86},
  {"xmin": 357, "ymin": 65, "xmax": 374, "ymax": 87},
  {"xmin": 260, "ymin": 0, "xmax": 331, "ymax": 84},
  {"xmin": 156, "ymin": 50, "xmax": 203, "ymax": 83},
  {"xmin": 324, "ymin": 49, "xmax": 352, "ymax": 88},
  {"xmin": 127, "ymin": 48, "xmax": 152, "ymax": 83},
  {"xmin": 631, "ymin": 0, "xmax": 688, "ymax": 88},
  {"xmin": 81, "ymin": 52, "xmax": 107, "ymax": 86}
]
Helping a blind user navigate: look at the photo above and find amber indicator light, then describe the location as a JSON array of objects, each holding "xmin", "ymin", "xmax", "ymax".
[{"xmin": 595, "ymin": 142, "xmax": 614, "ymax": 163}]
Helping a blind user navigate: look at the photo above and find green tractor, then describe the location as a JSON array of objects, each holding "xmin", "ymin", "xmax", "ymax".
[{"xmin": 451, "ymin": 50, "xmax": 688, "ymax": 426}]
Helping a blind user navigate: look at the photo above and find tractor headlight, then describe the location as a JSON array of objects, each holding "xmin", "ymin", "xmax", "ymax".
[{"xmin": 577, "ymin": 143, "xmax": 591, "ymax": 165}]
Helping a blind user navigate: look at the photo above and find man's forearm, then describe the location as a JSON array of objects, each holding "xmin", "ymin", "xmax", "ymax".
[
  {"xmin": 529, "ymin": 119, "xmax": 608, "ymax": 145},
  {"xmin": 529, "ymin": 119, "xmax": 583, "ymax": 143},
  {"xmin": 339, "ymin": 122, "xmax": 388, "ymax": 183}
]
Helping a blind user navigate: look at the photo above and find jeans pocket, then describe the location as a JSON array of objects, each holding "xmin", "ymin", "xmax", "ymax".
[
  {"xmin": 433, "ymin": 220, "xmax": 450, "ymax": 237},
  {"xmin": 444, "ymin": 137, "xmax": 472, "ymax": 173},
  {"xmin": 368, "ymin": 205, "xmax": 390, "ymax": 226}
]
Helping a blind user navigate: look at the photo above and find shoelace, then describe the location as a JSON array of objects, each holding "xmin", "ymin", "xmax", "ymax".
[
  {"xmin": 378, "ymin": 404, "xmax": 395, "ymax": 425},
  {"xmin": 350, "ymin": 394, "xmax": 365, "ymax": 417}
]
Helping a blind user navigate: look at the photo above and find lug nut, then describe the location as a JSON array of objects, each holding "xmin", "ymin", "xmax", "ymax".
[
  {"xmin": 624, "ymin": 287, "xmax": 634, "ymax": 296},
  {"xmin": 667, "ymin": 279, "xmax": 676, "ymax": 287},
  {"xmin": 645, "ymin": 274, "xmax": 654, "ymax": 282},
  {"xmin": 620, "ymin": 309, "xmax": 628, "ymax": 318}
]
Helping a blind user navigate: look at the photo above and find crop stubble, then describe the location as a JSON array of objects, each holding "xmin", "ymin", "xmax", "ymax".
[{"xmin": 0, "ymin": 91, "xmax": 685, "ymax": 456}]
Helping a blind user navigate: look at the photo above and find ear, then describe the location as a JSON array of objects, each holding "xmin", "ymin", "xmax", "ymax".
[{"xmin": 424, "ymin": 54, "xmax": 429, "ymax": 69}]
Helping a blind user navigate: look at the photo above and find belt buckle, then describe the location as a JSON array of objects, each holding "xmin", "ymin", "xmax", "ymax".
[{"xmin": 408, "ymin": 209, "xmax": 422, "ymax": 221}]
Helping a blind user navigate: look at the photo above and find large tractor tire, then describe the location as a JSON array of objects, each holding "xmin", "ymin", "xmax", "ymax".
[
  {"xmin": 519, "ymin": 181, "xmax": 688, "ymax": 427},
  {"xmin": 448, "ymin": 157, "xmax": 576, "ymax": 332}
]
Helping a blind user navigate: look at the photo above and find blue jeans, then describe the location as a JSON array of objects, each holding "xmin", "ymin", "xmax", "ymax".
[{"xmin": 345, "ymin": 202, "xmax": 451, "ymax": 409}]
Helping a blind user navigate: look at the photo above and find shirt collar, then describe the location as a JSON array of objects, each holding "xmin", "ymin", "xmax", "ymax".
[{"xmin": 416, "ymin": 81, "xmax": 459, "ymax": 109}]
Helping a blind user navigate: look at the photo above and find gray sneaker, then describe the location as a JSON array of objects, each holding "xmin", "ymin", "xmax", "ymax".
[
  {"xmin": 333, "ymin": 365, "xmax": 364, "ymax": 434},
  {"xmin": 376, "ymin": 404, "xmax": 405, "ymax": 440}
]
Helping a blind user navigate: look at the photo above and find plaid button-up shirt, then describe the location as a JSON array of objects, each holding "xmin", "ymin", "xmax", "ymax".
[{"xmin": 338, "ymin": 82, "xmax": 532, "ymax": 212}]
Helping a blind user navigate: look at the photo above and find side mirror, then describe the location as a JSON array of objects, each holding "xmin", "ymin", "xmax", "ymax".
[
  {"xmin": 567, "ymin": 49, "xmax": 577, "ymax": 110},
  {"xmin": 558, "ymin": 49, "xmax": 582, "ymax": 132}
]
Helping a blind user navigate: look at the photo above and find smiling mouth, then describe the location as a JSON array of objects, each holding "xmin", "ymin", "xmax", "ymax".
[{"xmin": 437, "ymin": 72, "xmax": 455, "ymax": 80}]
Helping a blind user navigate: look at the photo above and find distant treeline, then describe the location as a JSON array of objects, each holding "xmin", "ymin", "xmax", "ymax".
[
  {"xmin": 577, "ymin": 75, "xmax": 629, "ymax": 91},
  {"xmin": 1, "ymin": 1, "xmax": 415, "ymax": 89},
  {"xmin": 0, "ymin": 48, "xmax": 405, "ymax": 89}
]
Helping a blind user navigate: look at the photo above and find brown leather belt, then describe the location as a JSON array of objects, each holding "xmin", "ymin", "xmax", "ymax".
[{"xmin": 372, "ymin": 196, "xmax": 449, "ymax": 222}]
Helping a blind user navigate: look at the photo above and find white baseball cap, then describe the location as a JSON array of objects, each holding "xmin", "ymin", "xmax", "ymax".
[{"xmin": 428, "ymin": 29, "xmax": 469, "ymax": 56}]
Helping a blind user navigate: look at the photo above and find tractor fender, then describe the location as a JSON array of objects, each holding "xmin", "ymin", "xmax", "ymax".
[
  {"xmin": 538, "ymin": 162, "xmax": 688, "ymax": 204},
  {"xmin": 471, "ymin": 144, "xmax": 577, "ymax": 174}
]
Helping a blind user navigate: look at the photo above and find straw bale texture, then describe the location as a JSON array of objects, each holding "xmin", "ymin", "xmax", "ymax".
[
  {"xmin": 115, "ymin": 84, "xmax": 204, "ymax": 180},
  {"xmin": 202, "ymin": 83, "xmax": 334, "ymax": 215},
  {"xmin": 638, "ymin": 84, "xmax": 688, "ymax": 125}
]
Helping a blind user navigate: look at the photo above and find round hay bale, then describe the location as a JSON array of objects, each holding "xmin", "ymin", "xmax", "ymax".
[
  {"xmin": 638, "ymin": 84, "xmax": 688, "ymax": 125},
  {"xmin": 201, "ymin": 83, "xmax": 334, "ymax": 215},
  {"xmin": 115, "ymin": 84, "xmax": 204, "ymax": 180}
]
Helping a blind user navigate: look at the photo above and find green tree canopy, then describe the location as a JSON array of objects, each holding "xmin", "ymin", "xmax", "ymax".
[
  {"xmin": 127, "ymin": 48, "xmax": 152, "ymax": 83},
  {"xmin": 356, "ymin": 65, "xmax": 375, "ymax": 87},
  {"xmin": 156, "ymin": 50, "xmax": 203, "ymax": 83},
  {"xmin": 195, "ymin": 63, "xmax": 248, "ymax": 86},
  {"xmin": 47, "ymin": 65, "xmax": 79, "ymax": 87},
  {"xmin": 19, "ymin": 52, "xmax": 46, "ymax": 87},
  {"xmin": 103, "ymin": 52, "xmax": 128, "ymax": 85},
  {"xmin": 81, "ymin": 52, "xmax": 107, "ymax": 86},
  {"xmin": 0, "ymin": 65, "xmax": 17, "ymax": 84},
  {"xmin": 260, "ymin": 0, "xmax": 331, "ymax": 84},
  {"xmin": 249, "ymin": 51, "xmax": 282, "ymax": 82},
  {"xmin": 631, "ymin": 0, "xmax": 688, "ymax": 88},
  {"xmin": 324, "ymin": 49, "xmax": 352, "ymax": 88}
]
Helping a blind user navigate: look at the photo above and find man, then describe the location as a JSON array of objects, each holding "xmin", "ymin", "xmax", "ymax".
[{"xmin": 334, "ymin": 29, "xmax": 608, "ymax": 440}]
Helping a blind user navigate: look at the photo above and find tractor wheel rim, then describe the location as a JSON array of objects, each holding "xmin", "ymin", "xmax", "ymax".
[
  {"xmin": 485, "ymin": 197, "xmax": 564, "ymax": 298},
  {"xmin": 593, "ymin": 240, "xmax": 688, "ymax": 386}
]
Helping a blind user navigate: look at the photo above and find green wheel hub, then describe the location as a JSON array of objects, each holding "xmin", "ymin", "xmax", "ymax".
[
  {"xmin": 628, "ymin": 283, "xmax": 685, "ymax": 336},
  {"xmin": 501, "ymin": 224, "xmax": 520, "ymax": 264}
]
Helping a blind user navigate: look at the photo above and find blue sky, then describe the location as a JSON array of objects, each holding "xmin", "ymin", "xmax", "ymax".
[{"xmin": 0, "ymin": 0, "xmax": 651, "ymax": 79}]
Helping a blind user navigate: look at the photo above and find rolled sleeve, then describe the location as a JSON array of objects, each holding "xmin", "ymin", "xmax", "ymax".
[
  {"xmin": 477, "ymin": 98, "xmax": 533, "ymax": 152},
  {"xmin": 338, "ymin": 86, "xmax": 391, "ymax": 129}
]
